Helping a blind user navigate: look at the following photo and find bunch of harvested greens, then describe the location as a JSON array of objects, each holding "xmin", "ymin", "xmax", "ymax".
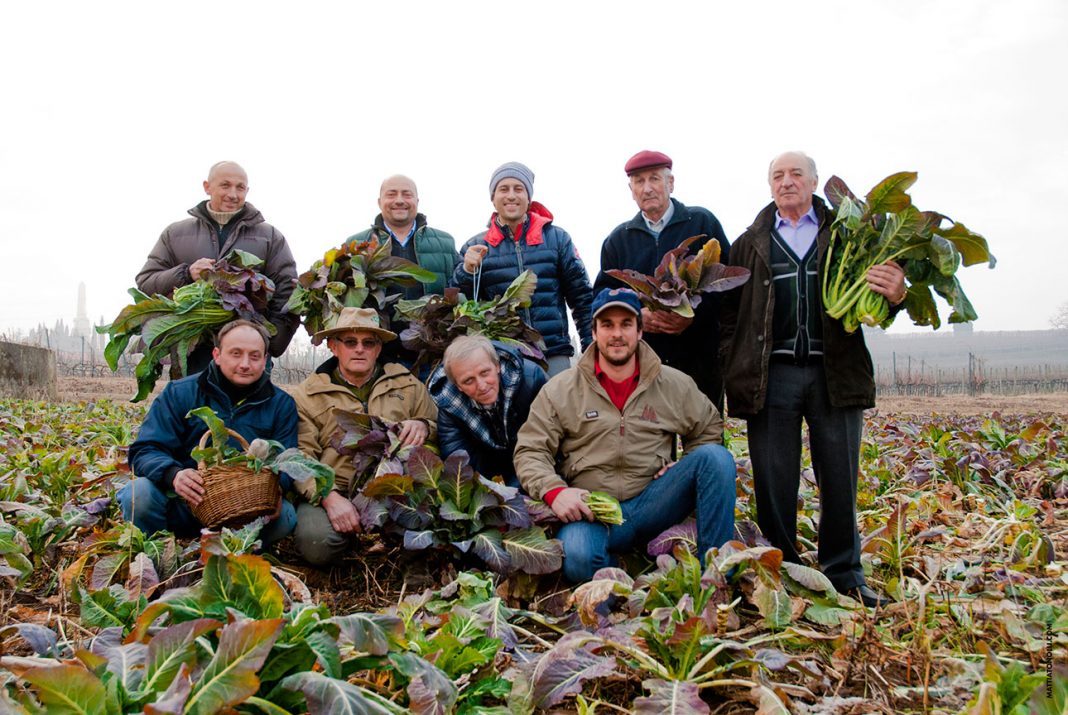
[
  {"xmin": 284, "ymin": 237, "xmax": 437, "ymax": 343},
  {"xmin": 584, "ymin": 491, "xmax": 624, "ymax": 525},
  {"xmin": 188, "ymin": 406, "xmax": 335, "ymax": 504},
  {"xmin": 605, "ymin": 235, "xmax": 751, "ymax": 317},
  {"xmin": 393, "ymin": 270, "xmax": 545, "ymax": 371},
  {"xmin": 334, "ymin": 411, "xmax": 562, "ymax": 574},
  {"xmin": 98, "ymin": 250, "xmax": 277, "ymax": 402},
  {"xmin": 822, "ymin": 172, "xmax": 995, "ymax": 333}
]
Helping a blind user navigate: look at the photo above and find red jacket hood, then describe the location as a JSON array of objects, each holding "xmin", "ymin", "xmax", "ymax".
[{"xmin": 485, "ymin": 201, "xmax": 554, "ymax": 247}]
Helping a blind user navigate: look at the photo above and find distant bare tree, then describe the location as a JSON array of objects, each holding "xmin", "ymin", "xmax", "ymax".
[
  {"xmin": 1052, "ymin": 300, "xmax": 1068, "ymax": 330},
  {"xmin": 0, "ymin": 327, "xmax": 27, "ymax": 343}
]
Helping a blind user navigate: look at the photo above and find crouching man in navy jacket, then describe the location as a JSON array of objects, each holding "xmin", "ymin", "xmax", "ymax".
[{"xmin": 118, "ymin": 320, "xmax": 298, "ymax": 544}]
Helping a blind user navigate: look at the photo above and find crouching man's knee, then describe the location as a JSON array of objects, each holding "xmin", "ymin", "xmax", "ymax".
[
  {"xmin": 259, "ymin": 500, "xmax": 298, "ymax": 547},
  {"xmin": 558, "ymin": 521, "xmax": 613, "ymax": 583},
  {"xmin": 690, "ymin": 443, "xmax": 738, "ymax": 552},
  {"xmin": 294, "ymin": 502, "xmax": 351, "ymax": 567},
  {"xmin": 116, "ymin": 478, "xmax": 170, "ymax": 536},
  {"xmin": 691, "ymin": 443, "xmax": 737, "ymax": 491}
]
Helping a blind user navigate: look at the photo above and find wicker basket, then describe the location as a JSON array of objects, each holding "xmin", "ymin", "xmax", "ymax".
[{"xmin": 189, "ymin": 428, "xmax": 281, "ymax": 529}]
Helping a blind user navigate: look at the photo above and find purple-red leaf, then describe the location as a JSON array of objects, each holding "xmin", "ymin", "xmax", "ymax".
[
  {"xmin": 529, "ymin": 632, "xmax": 618, "ymax": 708},
  {"xmin": 633, "ymin": 678, "xmax": 710, "ymax": 714}
]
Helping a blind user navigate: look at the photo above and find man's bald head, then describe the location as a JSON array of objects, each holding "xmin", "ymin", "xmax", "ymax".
[
  {"xmin": 380, "ymin": 174, "xmax": 418, "ymax": 197},
  {"xmin": 204, "ymin": 161, "xmax": 249, "ymax": 213},
  {"xmin": 378, "ymin": 175, "xmax": 420, "ymax": 233},
  {"xmin": 207, "ymin": 161, "xmax": 247, "ymax": 183},
  {"xmin": 768, "ymin": 151, "xmax": 818, "ymax": 221},
  {"xmin": 767, "ymin": 152, "xmax": 817, "ymax": 182}
]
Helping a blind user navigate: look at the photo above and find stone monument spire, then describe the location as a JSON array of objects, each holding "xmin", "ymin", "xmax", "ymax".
[{"xmin": 74, "ymin": 282, "xmax": 91, "ymax": 338}]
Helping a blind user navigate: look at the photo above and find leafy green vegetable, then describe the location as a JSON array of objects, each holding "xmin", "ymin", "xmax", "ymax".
[
  {"xmin": 606, "ymin": 235, "xmax": 751, "ymax": 317},
  {"xmin": 822, "ymin": 172, "xmax": 995, "ymax": 332},
  {"xmin": 186, "ymin": 406, "xmax": 334, "ymax": 503},
  {"xmin": 22, "ymin": 663, "xmax": 114, "ymax": 714},
  {"xmin": 183, "ymin": 617, "xmax": 286, "ymax": 715},
  {"xmin": 97, "ymin": 250, "xmax": 278, "ymax": 401},
  {"xmin": 584, "ymin": 491, "xmax": 624, "ymax": 525},
  {"xmin": 394, "ymin": 270, "xmax": 545, "ymax": 371},
  {"xmin": 285, "ymin": 237, "xmax": 436, "ymax": 342}
]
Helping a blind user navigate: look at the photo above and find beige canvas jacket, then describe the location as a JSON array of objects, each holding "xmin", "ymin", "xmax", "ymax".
[
  {"xmin": 514, "ymin": 341, "xmax": 722, "ymax": 502},
  {"xmin": 292, "ymin": 359, "xmax": 438, "ymax": 495}
]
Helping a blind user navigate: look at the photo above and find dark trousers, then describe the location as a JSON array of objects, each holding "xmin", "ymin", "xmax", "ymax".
[{"xmin": 746, "ymin": 361, "xmax": 865, "ymax": 590}]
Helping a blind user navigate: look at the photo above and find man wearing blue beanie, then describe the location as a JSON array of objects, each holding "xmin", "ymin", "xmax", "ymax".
[{"xmin": 452, "ymin": 162, "xmax": 593, "ymax": 377}]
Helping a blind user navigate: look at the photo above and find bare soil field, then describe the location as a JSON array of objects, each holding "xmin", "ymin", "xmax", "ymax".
[
  {"xmin": 875, "ymin": 392, "xmax": 1068, "ymax": 415},
  {"xmin": 57, "ymin": 375, "xmax": 1068, "ymax": 415}
]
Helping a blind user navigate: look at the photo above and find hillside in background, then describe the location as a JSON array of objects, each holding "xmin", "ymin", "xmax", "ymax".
[{"xmin": 866, "ymin": 327, "xmax": 1068, "ymax": 370}]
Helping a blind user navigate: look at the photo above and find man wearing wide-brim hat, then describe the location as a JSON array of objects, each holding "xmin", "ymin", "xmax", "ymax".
[{"xmin": 291, "ymin": 307, "xmax": 438, "ymax": 567}]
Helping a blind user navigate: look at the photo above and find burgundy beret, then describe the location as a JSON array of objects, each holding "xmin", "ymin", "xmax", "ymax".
[{"xmin": 624, "ymin": 150, "xmax": 672, "ymax": 175}]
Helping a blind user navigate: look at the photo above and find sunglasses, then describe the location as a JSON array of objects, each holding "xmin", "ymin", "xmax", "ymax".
[{"xmin": 337, "ymin": 338, "xmax": 381, "ymax": 350}]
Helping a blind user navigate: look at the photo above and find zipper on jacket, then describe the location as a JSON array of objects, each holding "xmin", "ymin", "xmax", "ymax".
[
  {"xmin": 411, "ymin": 226, "xmax": 428, "ymax": 295},
  {"xmin": 511, "ymin": 223, "xmax": 533, "ymax": 328}
]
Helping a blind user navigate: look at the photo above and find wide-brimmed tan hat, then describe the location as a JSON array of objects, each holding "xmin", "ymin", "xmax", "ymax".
[{"xmin": 313, "ymin": 307, "xmax": 397, "ymax": 343}]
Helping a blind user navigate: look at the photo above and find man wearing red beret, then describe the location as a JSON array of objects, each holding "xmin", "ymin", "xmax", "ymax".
[{"xmin": 593, "ymin": 151, "xmax": 731, "ymax": 411}]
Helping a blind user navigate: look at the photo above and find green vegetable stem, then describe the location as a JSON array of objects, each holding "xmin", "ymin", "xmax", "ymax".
[
  {"xmin": 585, "ymin": 491, "xmax": 624, "ymax": 525},
  {"xmin": 821, "ymin": 172, "xmax": 995, "ymax": 333}
]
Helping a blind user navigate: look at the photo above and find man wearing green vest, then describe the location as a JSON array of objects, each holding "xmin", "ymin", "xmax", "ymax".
[{"xmin": 345, "ymin": 175, "xmax": 459, "ymax": 369}]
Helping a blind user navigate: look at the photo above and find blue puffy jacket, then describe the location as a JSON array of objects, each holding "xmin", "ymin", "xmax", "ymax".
[
  {"xmin": 428, "ymin": 342, "xmax": 548, "ymax": 485},
  {"xmin": 129, "ymin": 363, "xmax": 299, "ymax": 491},
  {"xmin": 452, "ymin": 202, "xmax": 593, "ymax": 358}
]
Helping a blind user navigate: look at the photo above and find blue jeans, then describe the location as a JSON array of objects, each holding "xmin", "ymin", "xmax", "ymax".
[
  {"xmin": 116, "ymin": 478, "xmax": 296, "ymax": 545},
  {"xmin": 557, "ymin": 443, "xmax": 736, "ymax": 582}
]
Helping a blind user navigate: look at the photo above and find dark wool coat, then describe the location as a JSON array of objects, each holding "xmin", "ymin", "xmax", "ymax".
[
  {"xmin": 594, "ymin": 198, "xmax": 730, "ymax": 408},
  {"xmin": 719, "ymin": 197, "xmax": 876, "ymax": 417}
]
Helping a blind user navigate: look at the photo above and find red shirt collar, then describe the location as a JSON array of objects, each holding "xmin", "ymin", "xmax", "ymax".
[{"xmin": 594, "ymin": 354, "xmax": 640, "ymax": 412}]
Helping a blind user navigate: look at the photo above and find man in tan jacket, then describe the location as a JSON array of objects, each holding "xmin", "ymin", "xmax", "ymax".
[
  {"xmin": 292, "ymin": 307, "xmax": 437, "ymax": 566},
  {"xmin": 514, "ymin": 288, "xmax": 736, "ymax": 582}
]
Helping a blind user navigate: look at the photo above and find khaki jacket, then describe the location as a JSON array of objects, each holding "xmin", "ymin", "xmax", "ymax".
[
  {"xmin": 514, "ymin": 341, "xmax": 723, "ymax": 502},
  {"xmin": 292, "ymin": 359, "xmax": 438, "ymax": 495}
]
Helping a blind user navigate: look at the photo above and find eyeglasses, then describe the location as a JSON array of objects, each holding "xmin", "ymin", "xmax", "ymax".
[{"xmin": 337, "ymin": 338, "xmax": 381, "ymax": 350}]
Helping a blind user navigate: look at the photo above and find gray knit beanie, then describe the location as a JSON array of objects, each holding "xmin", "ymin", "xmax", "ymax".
[{"xmin": 489, "ymin": 161, "xmax": 534, "ymax": 199}]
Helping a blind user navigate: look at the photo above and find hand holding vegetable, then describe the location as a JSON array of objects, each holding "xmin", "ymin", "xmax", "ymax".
[
  {"xmin": 396, "ymin": 419, "xmax": 429, "ymax": 448},
  {"xmin": 865, "ymin": 262, "xmax": 907, "ymax": 305},
  {"xmin": 550, "ymin": 487, "xmax": 593, "ymax": 523},
  {"xmin": 642, "ymin": 308, "xmax": 692, "ymax": 335},
  {"xmin": 463, "ymin": 244, "xmax": 489, "ymax": 274},
  {"xmin": 189, "ymin": 257, "xmax": 216, "ymax": 281}
]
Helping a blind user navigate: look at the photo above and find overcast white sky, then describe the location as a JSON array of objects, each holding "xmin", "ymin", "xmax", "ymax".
[{"xmin": 1, "ymin": 1, "xmax": 1064, "ymax": 340}]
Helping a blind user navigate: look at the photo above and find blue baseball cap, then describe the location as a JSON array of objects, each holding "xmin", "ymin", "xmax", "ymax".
[{"xmin": 591, "ymin": 287, "xmax": 643, "ymax": 320}]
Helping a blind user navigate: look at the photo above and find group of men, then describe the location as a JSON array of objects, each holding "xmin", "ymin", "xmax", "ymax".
[{"xmin": 119, "ymin": 150, "xmax": 905, "ymax": 607}]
